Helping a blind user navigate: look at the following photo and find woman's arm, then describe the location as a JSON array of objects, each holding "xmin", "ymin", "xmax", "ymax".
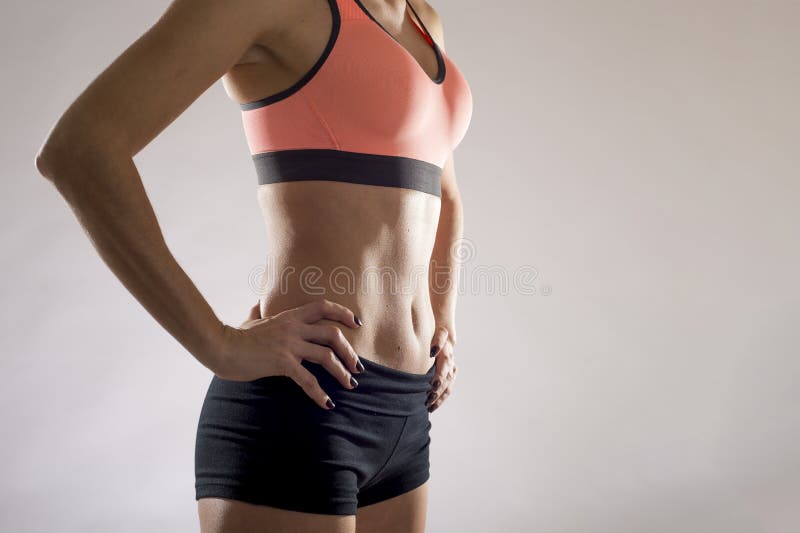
[
  {"xmin": 35, "ymin": 0, "xmax": 280, "ymax": 367},
  {"xmin": 33, "ymin": 0, "xmax": 363, "ymax": 408},
  {"xmin": 421, "ymin": 3, "xmax": 462, "ymax": 411},
  {"xmin": 429, "ymin": 153, "xmax": 463, "ymax": 347},
  {"xmin": 427, "ymin": 152, "xmax": 463, "ymax": 413}
]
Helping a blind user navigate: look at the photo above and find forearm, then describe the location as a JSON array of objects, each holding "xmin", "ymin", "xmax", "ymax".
[
  {"xmin": 37, "ymin": 142, "xmax": 226, "ymax": 369},
  {"xmin": 429, "ymin": 191, "xmax": 463, "ymax": 345}
]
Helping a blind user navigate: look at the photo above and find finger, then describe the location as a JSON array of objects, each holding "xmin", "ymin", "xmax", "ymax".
[
  {"xmin": 297, "ymin": 341, "xmax": 357, "ymax": 390},
  {"xmin": 300, "ymin": 323, "xmax": 363, "ymax": 375},
  {"xmin": 429, "ymin": 326, "xmax": 449, "ymax": 358},
  {"xmin": 430, "ymin": 348, "xmax": 455, "ymax": 393},
  {"xmin": 442, "ymin": 383, "xmax": 454, "ymax": 400},
  {"xmin": 427, "ymin": 373, "xmax": 454, "ymax": 405},
  {"xmin": 429, "ymin": 362, "xmax": 447, "ymax": 393},
  {"xmin": 285, "ymin": 361, "xmax": 335, "ymax": 410},
  {"xmin": 425, "ymin": 389, "xmax": 438, "ymax": 407},
  {"xmin": 443, "ymin": 387, "xmax": 453, "ymax": 402},
  {"xmin": 441, "ymin": 362, "xmax": 456, "ymax": 389},
  {"xmin": 292, "ymin": 299, "xmax": 362, "ymax": 329},
  {"xmin": 429, "ymin": 387, "xmax": 452, "ymax": 411},
  {"xmin": 428, "ymin": 385, "xmax": 452, "ymax": 412}
]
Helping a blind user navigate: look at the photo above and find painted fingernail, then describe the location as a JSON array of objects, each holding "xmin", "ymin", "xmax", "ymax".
[
  {"xmin": 425, "ymin": 392, "xmax": 437, "ymax": 405},
  {"xmin": 354, "ymin": 315, "xmax": 363, "ymax": 327},
  {"xmin": 350, "ymin": 376, "xmax": 359, "ymax": 388},
  {"xmin": 432, "ymin": 378, "xmax": 441, "ymax": 389},
  {"xmin": 326, "ymin": 398, "xmax": 335, "ymax": 409},
  {"xmin": 428, "ymin": 403, "xmax": 439, "ymax": 413},
  {"xmin": 430, "ymin": 346, "xmax": 440, "ymax": 357},
  {"xmin": 355, "ymin": 360, "xmax": 365, "ymax": 373}
]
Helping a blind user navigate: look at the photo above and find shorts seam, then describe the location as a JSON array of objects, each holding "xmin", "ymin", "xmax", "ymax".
[
  {"xmin": 195, "ymin": 482, "xmax": 357, "ymax": 516},
  {"xmin": 360, "ymin": 415, "xmax": 410, "ymax": 490},
  {"xmin": 357, "ymin": 468, "xmax": 431, "ymax": 508}
]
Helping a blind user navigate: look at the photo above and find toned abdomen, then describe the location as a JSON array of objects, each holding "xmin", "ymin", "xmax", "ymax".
[{"xmin": 256, "ymin": 180, "xmax": 441, "ymax": 374}]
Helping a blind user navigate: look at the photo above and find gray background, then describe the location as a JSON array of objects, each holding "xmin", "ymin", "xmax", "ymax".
[{"xmin": 2, "ymin": 1, "xmax": 799, "ymax": 531}]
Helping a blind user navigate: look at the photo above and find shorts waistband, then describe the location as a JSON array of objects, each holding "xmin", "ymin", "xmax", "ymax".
[{"xmin": 300, "ymin": 355, "xmax": 436, "ymax": 417}]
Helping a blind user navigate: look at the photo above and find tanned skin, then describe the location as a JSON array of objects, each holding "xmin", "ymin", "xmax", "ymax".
[{"xmin": 35, "ymin": 0, "xmax": 462, "ymax": 531}]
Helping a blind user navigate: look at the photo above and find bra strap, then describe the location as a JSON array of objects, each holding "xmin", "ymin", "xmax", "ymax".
[{"xmin": 405, "ymin": 0, "xmax": 435, "ymax": 48}]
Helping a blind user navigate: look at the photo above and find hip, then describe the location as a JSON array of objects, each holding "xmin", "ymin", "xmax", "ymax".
[{"xmin": 195, "ymin": 356, "xmax": 436, "ymax": 513}]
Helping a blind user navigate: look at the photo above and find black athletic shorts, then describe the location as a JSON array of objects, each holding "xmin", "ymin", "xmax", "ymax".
[{"xmin": 194, "ymin": 355, "xmax": 436, "ymax": 515}]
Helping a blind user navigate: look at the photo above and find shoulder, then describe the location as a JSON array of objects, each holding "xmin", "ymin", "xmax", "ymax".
[{"xmin": 158, "ymin": 0, "xmax": 309, "ymax": 45}]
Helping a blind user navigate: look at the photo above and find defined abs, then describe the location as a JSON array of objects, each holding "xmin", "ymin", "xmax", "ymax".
[{"xmin": 255, "ymin": 181, "xmax": 441, "ymax": 373}]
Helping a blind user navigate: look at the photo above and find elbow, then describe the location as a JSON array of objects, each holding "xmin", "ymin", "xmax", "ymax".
[
  {"xmin": 34, "ymin": 114, "xmax": 125, "ymax": 185},
  {"xmin": 34, "ymin": 142, "xmax": 64, "ymax": 183},
  {"xmin": 34, "ymin": 122, "xmax": 78, "ymax": 184},
  {"xmin": 35, "ymin": 129, "xmax": 122, "ymax": 189}
]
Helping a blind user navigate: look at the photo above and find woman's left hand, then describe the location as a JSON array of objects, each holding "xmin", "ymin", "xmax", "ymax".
[{"xmin": 426, "ymin": 325, "xmax": 457, "ymax": 413}]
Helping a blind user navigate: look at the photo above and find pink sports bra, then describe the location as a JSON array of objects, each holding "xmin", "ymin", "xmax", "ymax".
[{"xmin": 239, "ymin": 0, "xmax": 473, "ymax": 197}]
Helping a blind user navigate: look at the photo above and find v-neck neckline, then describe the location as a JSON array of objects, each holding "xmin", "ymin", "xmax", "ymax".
[{"xmin": 352, "ymin": 0, "xmax": 446, "ymax": 85}]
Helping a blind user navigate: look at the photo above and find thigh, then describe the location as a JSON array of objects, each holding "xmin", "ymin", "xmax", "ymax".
[
  {"xmin": 355, "ymin": 482, "xmax": 429, "ymax": 533},
  {"xmin": 198, "ymin": 497, "xmax": 355, "ymax": 533}
]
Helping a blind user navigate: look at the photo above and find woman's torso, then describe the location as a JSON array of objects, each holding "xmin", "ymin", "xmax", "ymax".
[
  {"xmin": 258, "ymin": 182, "xmax": 440, "ymax": 373},
  {"xmin": 220, "ymin": 0, "xmax": 472, "ymax": 374}
]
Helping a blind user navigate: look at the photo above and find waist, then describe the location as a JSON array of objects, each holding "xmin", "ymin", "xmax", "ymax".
[
  {"xmin": 299, "ymin": 356, "xmax": 436, "ymax": 417},
  {"xmin": 259, "ymin": 274, "xmax": 436, "ymax": 374},
  {"xmin": 255, "ymin": 180, "xmax": 441, "ymax": 373}
]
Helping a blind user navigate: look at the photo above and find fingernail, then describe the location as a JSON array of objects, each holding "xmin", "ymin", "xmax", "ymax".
[
  {"xmin": 354, "ymin": 315, "xmax": 363, "ymax": 327},
  {"xmin": 326, "ymin": 398, "xmax": 335, "ymax": 409},
  {"xmin": 432, "ymin": 378, "xmax": 441, "ymax": 389},
  {"xmin": 355, "ymin": 360, "xmax": 365, "ymax": 373},
  {"xmin": 425, "ymin": 392, "xmax": 437, "ymax": 405},
  {"xmin": 428, "ymin": 403, "xmax": 439, "ymax": 413},
  {"xmin": 430, "ymin": 345, "xmax": 439, "ymax": 357},
  {"xmin": 350, "ymin": 376, "xmax": 359, "ymax": 388}
]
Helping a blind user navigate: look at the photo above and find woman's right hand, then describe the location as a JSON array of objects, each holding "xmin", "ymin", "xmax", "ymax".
[{"xmin": 211, "ymin": 298, "xmax": 365, "ymax": 410}]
